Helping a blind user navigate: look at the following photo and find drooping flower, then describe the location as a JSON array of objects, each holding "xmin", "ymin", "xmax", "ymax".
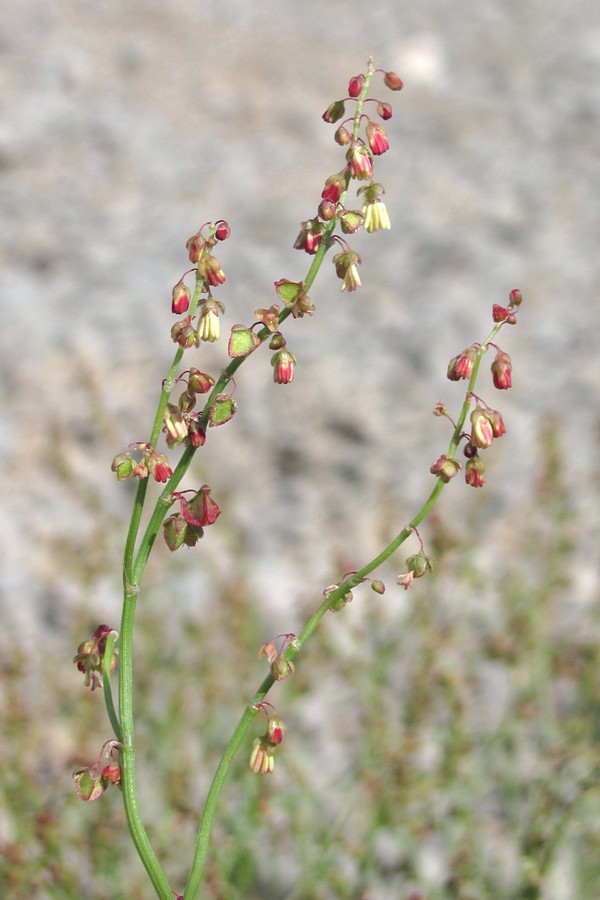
[
  {"xmin": 272, "ymin": 349, "xmax": 297, "ymax": 384},
  {"xmin": 470, "ymin": 405, "xmax": 495, "ymax": 449},
  {"xmin": 332, "ymin": 248, "xmax": 362, "ymax": 292},
  {"xmin": 491, "ymin": 350, "xmax": 512, "ymax": 390}
]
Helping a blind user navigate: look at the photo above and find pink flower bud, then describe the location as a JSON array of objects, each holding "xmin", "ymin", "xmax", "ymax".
[
  {"xmin": 348, "ymin": 74, "xmax": 365, "ymax": 98},
  {"xmin": 186, "ymin": 233, "xmax": 206, "ymax": 263},
  {"xmin": 214, "ymin": 220, "xmax": 230, "ymax": 241},
  {"xmin": 377, "ymin": 101, "xmax": 393, "ymax": 120},
  {"xmin": 447, "ymin": 346, "xmax": 477, "ymax": 381},
  {"xmin": 346, "ymin": 144, "xmax": 373, "ymax": 180},
  {"xmin": 171, "ymin": 280, "xmax": 191, "ymax": 315},
  {"xmin": 267, "ymin": 717, "xmax": 286, "ymax": 745},
  {"xmin": 187, "ymin": 417, "xmax": 206, "ymax": 448},
  {"xmin": 486, "ymin": 408, "xmax": 506, "ymax": 438},
  {"xmin": 272, "ymin": 348, "xmax": 297, "ymax": 384},
  {"xmin": 366, "ymin": 121, "xmax": 389, "ymax": 156},
  {"xmin": 491, "ymin": 350, "xmax": 512, "ymax": 390},
  {"xmin": 321, "ymin": 172, "xmax": 347, "ymax": 204},
  {"xmin": 470, "ymin": 405, "xmax": 494, "ymax": 448},
  {"xmin": 492, "ymin": 305, "xmax": 516, "ymax": 324},
  {"xmin": 318, "ymin": 199, "xmax": 337, "ymax": 221},
  {"xmin": 465, "ymin": 456, "xmax": 486, "ymax": 488},
  {"xmin": 293, "ymin": 219, "xmax": 324, "ymax": 254}
]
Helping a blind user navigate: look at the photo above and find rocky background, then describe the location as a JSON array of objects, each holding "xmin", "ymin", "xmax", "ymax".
[{"xmin": 1, "ymin": 0, "xmax": 599, "ymax": 895}]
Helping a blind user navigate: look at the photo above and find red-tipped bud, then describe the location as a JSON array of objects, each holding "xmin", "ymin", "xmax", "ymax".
[
  {"xmin": 214, "ymin": 220, "xmax": 230, "ymax": 241},
  {"xmin": 348, "ymin": 74, "xmax": 365, "ymax": 98},
  {"xmin": 272, "ymin": 349, "xmax": 297, "ymax": 384},
  {"xmin": 465, "ymin": 455, "xmax": 486, "ymax": 488},
  {"xmin": 334, "ymin": 125, "xmax": 352, "ymax": 146},
  {"xmin": 366, "ymin": 121, "xmax": 389, "ymax": 156},
  {"xmin": 171, "ymin": 280, "xmax": 191, "ymax": 315},
  {"xmin": 491, "ymin": 350, "xmax": 512, "ymax": 390},
  {"xmin": 346, "ymin": 144, "xmax": 373, "ymax": 180},
  {"xmin": 447, "ymin": 346, "xmax": 477, "ymax": 381},
  {"xmin": 383, "ymin": 71, "xmax": 404, "ymax": 91},
  {"xmin": 322, "ymin": 172, "xmax": 347, "ymax": 204},
  {"xmin": 187, "ymin": 417, "xmax": 206, "ymax": 448},
  {"xmin": 377, "ymin": 101, "xmax": 393, "ymax": 120},
  {"xmin": 198, "ymin": 254, "xmax": 226, "ymax": 287},
  {"xmin": 322, "ymin": 99, "xmax": 346, "ymax": 124},
  {"xmin": 186, "ymin": 233, "xmax": 206, "ymax": 263},
  {"xmin": 267, "ymin": 717, "xmax": 286, "ymax": 745},
  {"xmin": 293, "ymin": 219, "xmax": 324, "ymax": 254},
  {"xmin": 371, "ymin": 580, "xmax": 386, "ymax": 594},
  {"xmin": 486, "ymin": 408, "xmax": 506, "ymax": 438}
]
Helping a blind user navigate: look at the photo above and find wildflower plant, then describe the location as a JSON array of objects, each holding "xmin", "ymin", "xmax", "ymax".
[{"xmin": 74, "ymin": 58, "xmax": 521, "ymax": 898}]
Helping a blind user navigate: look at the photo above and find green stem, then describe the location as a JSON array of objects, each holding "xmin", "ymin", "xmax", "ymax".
[
  {"xmin": 181, "ymin": 323, "xmax": 506, "ymax": 896},
  {"xmin": 102, "ymin": 632, "xmax": 121, "ymax": 742}
]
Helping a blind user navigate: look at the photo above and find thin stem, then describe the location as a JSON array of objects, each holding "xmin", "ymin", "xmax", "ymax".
[{"xmin": 102, "ymin": 632, "xmax": 121, "ymax": 742}]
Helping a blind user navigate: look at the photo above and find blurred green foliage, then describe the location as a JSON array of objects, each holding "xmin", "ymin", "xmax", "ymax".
[{"xmin": 1, "ymin": 422, "xmax": 599, "ymax": 899}]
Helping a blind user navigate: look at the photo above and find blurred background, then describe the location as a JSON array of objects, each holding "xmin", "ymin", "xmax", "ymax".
[{"xmin": 1, "ymin": 0, "xmax": 599, "ymax": 897}]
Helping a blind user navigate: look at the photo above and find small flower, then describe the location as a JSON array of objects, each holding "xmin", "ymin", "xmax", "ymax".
[
  {"xmin": 171, "ymin": 315, "xmax": 199, "ymax": 349},
  {"xmin": 347, "ymin": 144, "xmax": 373, "ymax": 180},
  {"xmin": 492, "ymin": 305, "xmax": 516, "ymax": 324},
  {"xmin": 254, "ymin": 304, "xmax": 280, "ymax": 332},
  {"xmin": 334, "ymin": 125, "xmax": 352, "ymax": 146},
  {"xmin": 163, "ymin": 403, "xmax": 188, "ymax": 448},
  {"xmin": 377, "ymin": 100, "xmax": 393, "ymax": 120},
  {"xmin": 348, "ymin": 74, "xmax": 365, "ymax": 98},
  {"xmin": 405, "ymin": 550, "xmax": 433, "ymax": 579},
  {"xmin": 183, "ymin": 484, "xmax": 222, "ymax": 527},
  {"xmin": 186, "ymin": 232, "xmax": 206, "ymax": 263},
  {"xmin": 470, "ymin": 405, "xmax": 495, "ymax": 449},
  {"xmin": 72, "ymin": 739, "xmax": 121, "ymax": 802},
  {"xmin": 491, "ymin": 350, "xmax": 512, "ymax": 390},
  {"xmin": 430, "ymin": 454, "xmax": 462, "ymax": 482},
  {"xmin": 447, "ymin": 346, "xmax": 477, "ymax": 381},
  {"xmin": 272, "ymin": 349, "xmax": 297, "ymax": 384},
  {"xmin": 171, "ymin": 279, "xmax": 191, "ymax": 315},
  {"xmin": 214, "ymin": 220, "xmax": 231, "ymax": 241},
  {"xmin": 362, "ymin": 199, "xmax": 391, "ymax": 232},
  {"xmin": 509, "ymin": 288, "xmax": 522, "ymax": 306},
  {"xmin": 318, "ymin": 199, "xmax": 337, "ymax": 221},
  {"xmin": 267, "ymin": 717, "xmax": 286, "ymax": 745},
  {"xmin": 322, "ymin": 99, "xmax": 346, "ymax": 124},
  {"xmin": 73, "ymin": 625, "xmax": 118, "ymax": 691},
  {"xmin": 293, "ymin": 218, "xmax": 324, "ymax": 254},
  {"xmin": 383, "ymin": 71, "xmax": 404, "ymax": 91},
  {"xmin": 111, "ymin": 452, "xmax": 133, "ymax": 481},
  {"xmin": 371, "ymin": 580, "xmax": 386, "ymax": 594},
  {"xmin": 250, "ymin": 737, "xmax": 276, "ymax": 775},
  {"xmin": 188, "ymin": 368, "xmax": 215, "ymax": 394},
  {"xmin": 486, "ymin": 408, "xmax": 506, "ymax": 438},
  {"xmin": 186, "ymin": 416, "xmax": 206, "ymax": 448},
  {"xmin": 332, "ymin": 248, "xmax": 362, "ymax": 292},
  {"xmin": 397, "ymin": 571, "xmax": 415, "ymax": 590},
  {"xmin": 366, "ymin": 121, "xmax": 389, "ymax": 156},
  {"xmin": 198, "ymin": 299, "xmax": 225, "ymax": 343},
  {"xmin": 321, "ymin": 172, "xmax": 347, "ymax": 204},
  {"xmin": 339, "ymin": 210, "xmax": 364, "ymax": 234},
  {"xmin": 465, "ymin": 455, "xmax": 486, "ymax": 488},
  {"xmin": 198, "ymin": 254, "xmax": 226, "ymax": 287}
]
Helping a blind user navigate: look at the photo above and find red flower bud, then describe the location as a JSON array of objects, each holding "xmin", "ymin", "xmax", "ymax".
[
  {"xmin": 509, "ymin": 288, "xmax": 522, "ymax": 306},
  {"xmin": 447, "ymin": 346, "xmax": 477, "ymax": 381},
  {"xmin": 322, "ymin": 99, "xmax": 346, "ymax": 124},
  {"xmin": 377, "ymin": 101, "xmax": 393, "ymax": 120},
  {"xmin": 465, "ymin": 456, "xmax": 486, "ymax": 488},
  {"xmin": 366, "ymin": 121, "xmax": 389, "ymax": 156},
  {"xmin": 171, "ymin": 279, "xmax": 191, "ymax": 315},
  {"xmin": 491, "ymin": 350, "xmax": 512, "ymax": 390},
  {"xmin": 214, "ymin": 220, "xmax": 230, "ymax": 241},
  {"xmin": 348, "ymin": 74, "xmax": 365, "ymax": 98},
  {"xmin": 470, "ymin": 405, "xmax": 494, "ymax": 449}
]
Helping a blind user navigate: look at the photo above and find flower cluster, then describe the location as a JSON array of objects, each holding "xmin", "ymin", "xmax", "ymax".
[
  {"xmin": 249, "ymin": 712, "xmax": 286, "ymax": 776},
  {"xmin": 73, "ymin": 624, "xmax": 118, "ymax": 691},
  {"xmin": 162, "ymin": 485, "xmax": 222, "ymax": 551},
  {"xmin": 431, "ymin": 289, "xmax": 521, "ymax": 489},
  {"xmin": 73, "ymin": 739, "xmax": 121, "ymax": 802},
  {"xmin": 294, "ymin": 59, "xmax": 403, "ymax": 295}
]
